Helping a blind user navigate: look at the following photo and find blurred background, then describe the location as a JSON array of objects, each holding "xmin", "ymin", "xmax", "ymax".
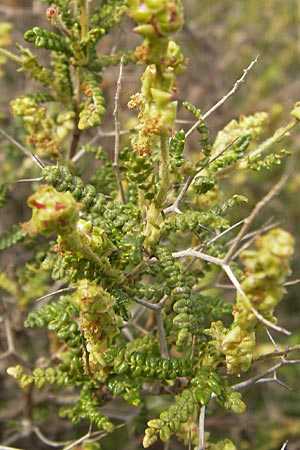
[{"xmin": 0, "ymin": 1, "xmax": 300, "ymax": 449}]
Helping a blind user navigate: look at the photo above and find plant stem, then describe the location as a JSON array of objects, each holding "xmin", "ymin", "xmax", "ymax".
[
  {"xmin": 143, "ymin": 134, "xmax": 170, "ymax": 251},
  {"xmin": 156, "ymin": 133, "xmax": 170, "ymax": 208},
  {"xmin": 80, "ymin": 0, "xmax": 89, "ymax": 40},
  {"xmin": 244, "ymin": 119, "xmax": 298, "ymax": 164},
  {"xmin": 0, "ymin": 48, "xmax": 22, "ymax": 63}
]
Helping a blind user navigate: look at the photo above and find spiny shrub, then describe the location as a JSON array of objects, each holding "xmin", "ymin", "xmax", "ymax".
[{"xmin": 1, "ymin": 1, "xmax": 299, "ymax": 449}]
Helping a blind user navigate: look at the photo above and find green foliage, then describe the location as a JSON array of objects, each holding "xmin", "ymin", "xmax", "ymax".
[
  {"xmin": 1, "ymin": 1, "xmax": 300, "ymax": 449},
  {"xmin": 0, "ymin": 224, "xmax": 28, "ymax": 250}
]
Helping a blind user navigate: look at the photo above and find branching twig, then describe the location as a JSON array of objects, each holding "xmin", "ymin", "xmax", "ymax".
[
  {"xmin": 35, "ymin": 286, "xmax": 76, "ymax": 303},
  {"xmin": 172, "ymin": 247, "xmax": 291, "ymax": 335},
  {"xmin": 183, "ymin": 219, "xmax": 245, "ymax": 274},
  {"xmin": 254, "ymin": 344, "xmax": 300, "ymax": 362},
  {"xmin": 155, "ymin": 309, "xmax": 169, "ymax": 358},
  {"xmin": 231, "ymin": 358, "xmax": 300, "ymax": 392},
  {"xmin": 255, "ymin": 374, "xmax": 291, "ymax": 390},
  {"xmin": 164, "ymin": 138, "xmax": 238, "ymax": 215},
  {"xmin": 112, "ymin": 55, "xmax": 126, "ymax": 203},
  {"xmin": 222, "ymin": 263, "xmax": 291, "ymax": 335},
  {"xmin": 33, "ymin": 424, "xmax": 110, "ymax": 449},
  {"xmin": 223, "ymin": 171, "xmax": 289, "ymax": 265},
  {"xmin": 198, "ymin": 406, "xmax": 206, "ymax": 450},
  {"xmin": 12, "ymin": 177, "xmax": 43, "ymax": 183},
  {"xmin": 0, "ymin": 127, "xmax": 45, "ymax": 169},
  {"xmin": 225, "ymin": 219, "xmax": 280, "ymax": 262},
  {"xmin": 0, "ymin": 317, "xmax": 30, "ymax": 367},
  {"xmin": 185, "ymin": 55, "xmax": 259, "ymax": 138}
]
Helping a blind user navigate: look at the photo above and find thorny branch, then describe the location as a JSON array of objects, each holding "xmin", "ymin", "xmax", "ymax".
[
  {"xmin": 164, "ymin": 138, "xmax": 239, "ymax": 215},
  {"xmin": 0, "ymin": 127, "xmax": 45, "ymax": 169},
  {"xmin": 231, "ymin": 357, "xmax": 300, "ymax": 392},
  {"xmin": 185, "ymin": 55, "xmax": 259, "ymax": 138},
  {"xmin": 112, "ymin": 56, "xmax": 126, "ymax": 203},
  {"xmin": 198, "ymin": 406, "xmax": 206, "ymax": 450},
  {"xmin": 223, "ymin": 170, "xmax": 289, "ymax": 264},
  {"xmin": 172, "ymin": 247, "xmax": 291, "ymax": 335},
  {"xmin": 163, "ymin": 57, "xmax": 259, "ymax": 216}
]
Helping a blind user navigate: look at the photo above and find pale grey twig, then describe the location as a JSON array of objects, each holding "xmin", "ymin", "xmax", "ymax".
[
  {"xmin": 198, "ymin": 406, "xmax": 206, "ymax": 450},
  {"xmin": 285, "ymin": 279, "xmax": 300, "ymax": 286},
  {"xmin": 155, "ymin": 310, "xmax": 169, "ymax": 358},
  {"xmin": 12, "ymin": 177, "xmax": 43, "ymax": 183},
  {"xmin": 254, "ymin": 344, "xmax": 300, "ymax": 362},
  {"xmin": 185, "ymin": 55, "xmax": 259, "ymax": 138},
  {"xmin": 35, "ymin": 286, "xmax": 76, "ymax": 303},
  {"xmin": 172, "ymin": 247, "xmax": 291, "ymax": 335},
  {"xmin": 131, "ymin": 293, "xmax": 169, "ymax": 356},
  {"xmin": 222, "ymin": 263, "xmax": 291, "ymax": 335},
  {"xmin": 223, "ymin": 171, "xmax": 289, "ymax": 265},
  {"xmin": 33, "ymin": 423, "xmax": 114, "ymax": 449},
  {"xmin": 112, "ymin": 55, "xmax": 126, "ymax": 203},
  {"xmin": 0, "ymin": 316, "xmax": 31, "ymax": 367},
  {"xmin": 254, "ymin": 374, "xmax": 291, "ymax": 390},
  {"xmin": 231, "ymin": 358, "xmax": 300, "ymax": 392},
  {"xmin": 183, "ymin": 219, "xmax": 244, "ymax": 274},
  {"xmin": 0, "ymin": 127, "xmax": 45, "ymax": 169},
  {"xmin": 164, "ymin": 138, "xmax": 238, "ymax": 215}
]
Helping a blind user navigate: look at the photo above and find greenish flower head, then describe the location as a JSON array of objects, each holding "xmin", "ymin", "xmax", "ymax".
[
  {"xmin": 73, "ymin": 279, "xmax": 115, "ymax": 314},
  {"xmin": 26, "ymin": 186, "xmax": 79, "ymax": 236},
  {"xmin": 128, "ymin": 0, "xmax": 184, "ymax": 37}
]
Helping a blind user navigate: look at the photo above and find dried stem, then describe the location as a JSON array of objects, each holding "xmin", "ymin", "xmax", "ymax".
[
  {"xmin": 164, "ymin": 138, "xmax": 238, "ymax": 215},
  {"xmin": 172, "ymin": 247, "xmax": 291, "ymax": 335},
  {"xmin": 155, "ymin": 309, "xmax": 169, "ymax": 358},
  {"xmin": 68, "ymin": 108, "xmax": 81, "ymax": 160},
  {"xmin": 254, "ymin": 344, "xmax": 300, "ymax": 362},
  {"xmin": 112, "ymin": 56, "xmax": 126, "ymax": 203},
  {"xmin": 198, "ymin": 406, "xmax": 206, "ymax": 450},
  {"xmin": 231, "ymin": 358, "xmax": 300, "ymax": 392},
  {"xmin": 223, "ymin": 171, "xmax": 289, "ymax": 264},
  {"xmin": 186, "ymin": 55, "xmax": 259, "ymax": 138},
  {"xmin": 0, "ymin": 127, "xmax": 45, "ymax": 169},
  {"xmin": 156, "ymin": 133, "xmax": 170, "ymax": 208},
  {"xmin": 222, "ymin": 263, "xmax": 291, "ymax": 335}
]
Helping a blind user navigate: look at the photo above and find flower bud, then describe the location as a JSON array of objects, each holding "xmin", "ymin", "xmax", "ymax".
[{"xmin": 25, "ymin": 186, "xmax": 79, "ymax": 236}]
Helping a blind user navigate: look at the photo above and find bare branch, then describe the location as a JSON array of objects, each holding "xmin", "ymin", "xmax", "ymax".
[
  {"xmin": 222, "ymin": 263, "xmax": 291, "ymax": 335},
  {"xmin": 32, "ymin": 424, "xmax": 113, "ymax": 449},
  {"xmin": 255, "ymin": 374, "xmax": 292, "ymax": 391},
  {"xmin": 12, "ymin": 177, "xmax": 43, "ymax": 183},
  {"xmin": 0, "ymin": 317, "xmax": 30, "ymax": 367},
  {"xmin": 164, "ymin": 138, "xmax": 238, "ymax": 215},
  {"xmin": 254, "ymin": 344, "xmax": 300, "ymax": 362},
  {"xmin": 186, "ymin": 55, "xmax": 259, "ymax": 138},
  {"xmin": 231, "ymin": 359, "xmax": 300, "ymax": 392},
  {"xmin": 155, "ymin": 309, "xmax": 169, "ymax": 358},
  {"xmin": 132, "ymin": 293, "xmax": 169, "ymax": 356},
  {"xmin": 172, "ymin": 248, "xmax": 223, "ymax": 266},
  {"xmin": 132, "ymin": 296, "xmax": 159, "ymax": 311},
  {"xmin": 285, "ymin": 278, "xmax": 300, "ymax": 286},
  {"xmin": 33, "ymin": 426, "xmax": 70, "ymax": 447},
  {"xmin": 35, "ymin": 286, "xmax": 76, "ymax": 303},
  {"xmin": 198, "ymin": 406, "xmax": 206, "ymax": 450},
  {"xmin": 223, "ymin": 171, "xmax": 289, "ymax": 265},
  {"xmin": 112, "ymin": 55, "xmax": 126, "ymax": 203},
  {"xmin": 0, "ymin": 127, "xmax": 45, "ymax": 169},
  {"xmin": 172, "ymin": 247, "xmax": 291, "ymax": 335},
  {"xmin": 204, "ymin": 219, "xmax": 245, "ymax": 249}
]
